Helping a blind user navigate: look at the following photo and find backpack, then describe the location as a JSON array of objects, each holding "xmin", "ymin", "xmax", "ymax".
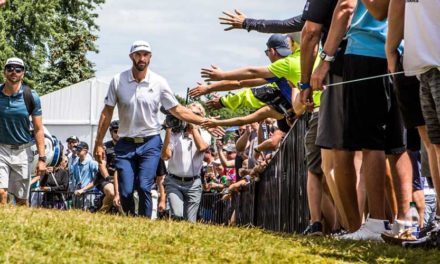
[{"xmin": 0, "ymin": 84, "xmax": 35, "ymax": 116}]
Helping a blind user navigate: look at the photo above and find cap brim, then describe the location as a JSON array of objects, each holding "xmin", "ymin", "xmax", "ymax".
[
  {"xmin": 130, "ymin": 48, "xmax": 151, "ymax": 54},
  {"xmin": 276, "ymin": 48, "xmax": 292, "ymax": 57}
]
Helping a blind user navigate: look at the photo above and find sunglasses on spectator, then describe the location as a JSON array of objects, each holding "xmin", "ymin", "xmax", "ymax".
[
  {"xmin": 5, "ymin": 65, "xmax": 25, "ymax": 74},
  {"xmin": 264, "ymin": 49, "xmax": 270, "ymax": 56},
  {"xmin": 192, "ymin": 111, "xmax": 202, "ymax": 116},
  {"xmin": 112, "ymin": 129, "xmax": 118, "ymax": 133}
]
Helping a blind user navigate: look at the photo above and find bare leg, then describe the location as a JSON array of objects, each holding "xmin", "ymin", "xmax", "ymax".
[
  {"xmin": 307, "ymin": 171, "xmax": 322, "ymax": 223},
  {"xmin": 354, "ymin": 151, "xmax": 366, "ymax": 222},
  {"xmin": 388, "ymin": 152, "xmax": 413, "ymax": 220},
  {"xmin": 0, "ymin": 189, "xmax": 7, "ymax": 205},
  {"xmin": 385, "ymin": 158, "xmax": 397, "ymax": 221},
  {"xmin": 413, "ymin": 190, "xmax": 425, "ymax": 227},
  {"xmin": 362, "ymin": 150, "xmax": 386, "ymax": 220},
  {"xmin": 322, "ymin": 149, "xmax": 360, "ymax": 232}
]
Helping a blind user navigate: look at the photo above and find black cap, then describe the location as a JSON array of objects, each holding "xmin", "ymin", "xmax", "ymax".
[
  {"xmin": 109, "ymin": 120, "xmax": 119, "ymax": 131},
  {"xmin": 66, "ymin": 135, "xmax": 79, "ymax": 143},
  {"xmin": 75, "ymin": 141, "xmax": 89, "ymax": 151}
]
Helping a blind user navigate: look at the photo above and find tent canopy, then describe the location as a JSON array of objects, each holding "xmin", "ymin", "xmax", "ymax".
[{"xmin": 41, "ymin": 78, "xmax": 118, "ymax": 150}]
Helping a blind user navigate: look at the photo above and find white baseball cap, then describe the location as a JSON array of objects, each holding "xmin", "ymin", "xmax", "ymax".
[
  {"xmin": 5, "ymin": 57, "xmax": 25, "ymax": 68},
  {"xmin": 130, "ymin": 40, "xmax": 151, "ymax": 54}
]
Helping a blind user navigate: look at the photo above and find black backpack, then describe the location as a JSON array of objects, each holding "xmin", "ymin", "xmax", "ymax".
[{"xmin": 0, "ymin": 84, "xmax": 35, "ymax": 116}]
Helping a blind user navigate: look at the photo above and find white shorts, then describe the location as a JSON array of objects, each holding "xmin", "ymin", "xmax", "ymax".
[{"xmin": 0, "ymin": 143, "xmax": 33, "ymax": 199}]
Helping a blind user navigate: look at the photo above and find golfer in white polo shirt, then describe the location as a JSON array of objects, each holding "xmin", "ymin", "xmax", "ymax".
[{"xmin": 94, "ymin": 40, "xmax": 222, "ymax": 217}]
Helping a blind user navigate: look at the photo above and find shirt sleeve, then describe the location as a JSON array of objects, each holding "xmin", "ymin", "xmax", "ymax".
[
  {"xmin": 267, "ymin": 58, "xmax": 289, "ymax": 79},
  {"xmin": 159, "ymin": 78, "xmax": 179, "ymax": 110},
  {"xmin": 243, "ymin": 15, "xmax": 304, "ymax": 33},
  {"xmin": 104, "ymin": 77, "xmax": 118, "ymax": 107},
  {"xmin": 31, "ymin": 91, "xmax": 42, "ymax": 116},
  {"xmin": 302, "ymin": 0, "xmax": 334, "ymax": 25}
]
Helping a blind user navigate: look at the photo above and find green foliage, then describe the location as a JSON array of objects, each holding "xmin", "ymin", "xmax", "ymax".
[
  {"xmin": 0, "ymin": 0, "xmax": 104, "ymax": 95},
  {"xmin": 0, "ymin": 207, "xmax": 436, "ymax": 263}
]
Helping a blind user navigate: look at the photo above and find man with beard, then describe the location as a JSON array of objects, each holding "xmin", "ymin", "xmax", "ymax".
[
  {"xmin": 94, "ymin": 40, "xmax": 223, "ymax": 217},
  {"xmin": 0, "ymin": 57, "xmax": 46, "ymax": 205}
]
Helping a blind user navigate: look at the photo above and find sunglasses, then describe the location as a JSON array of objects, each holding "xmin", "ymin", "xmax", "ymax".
[
  {"xmin": 112, "ymin": 129, "xmax": 118, "ymax": 133},
  {"xmin": 193, "ymin": 111, "xmax": 202, "ymax": 116},
  {"xmin": 264, "ymin": 49, "xmax": 270, "ymax": 56},
  {"xmin": 5, "ymin": 65, "xmax": 24, "ymax": 74}
]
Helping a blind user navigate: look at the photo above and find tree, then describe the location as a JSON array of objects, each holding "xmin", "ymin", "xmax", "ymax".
[{"xmin": 0, "ymin": 0, "xmax": 104, "ymax": 94}]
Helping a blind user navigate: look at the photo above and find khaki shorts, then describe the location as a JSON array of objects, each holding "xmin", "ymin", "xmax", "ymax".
[{"xmin": 0, "ymin": 144, "xmax": 33, "ymax": 199}]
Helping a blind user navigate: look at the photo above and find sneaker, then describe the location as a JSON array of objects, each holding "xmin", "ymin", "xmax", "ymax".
[
  {"xmin": 303, "ymin": 221, "xmax": 323, "ymax": 236},
  {"xmin": 339, "ymin": 218, "xmax": 390, "ymax": 241}
]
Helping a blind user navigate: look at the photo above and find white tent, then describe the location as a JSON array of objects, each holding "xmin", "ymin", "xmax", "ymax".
[{"xmin": 41, "ymin": 78, "xmax": 118, "ymax": 150}]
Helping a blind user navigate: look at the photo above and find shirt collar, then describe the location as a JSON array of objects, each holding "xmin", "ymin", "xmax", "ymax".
[{"xmin": 128, "ymin": 69, "xmax": 151, "ymax": 84}]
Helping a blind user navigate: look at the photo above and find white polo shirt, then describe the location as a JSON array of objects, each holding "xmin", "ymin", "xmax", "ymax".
[
  {"xmin": 167, "ymin": 130, "xmax": 211, "ymax": 177},
  {"xmin": 105, "ymin": 69, "xmax": 179, "ymax": 137}
]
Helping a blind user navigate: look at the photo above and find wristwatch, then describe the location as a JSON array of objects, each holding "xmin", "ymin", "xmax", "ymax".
[
  {"xmin": 38, "ymin": 156, "xmax": 47, "ymax": 162},
  {"xmin": 297, "ymin": 82, "xmax": 311, "ymax": 91},
  {"xmin": 319, "ymin": 50, "xmax": 335, "ymax": 62}
]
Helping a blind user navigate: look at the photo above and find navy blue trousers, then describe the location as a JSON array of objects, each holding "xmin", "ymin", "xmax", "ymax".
[{"xmin": 114, "ymin": 135, "xmax": 162, "ymax": 217}]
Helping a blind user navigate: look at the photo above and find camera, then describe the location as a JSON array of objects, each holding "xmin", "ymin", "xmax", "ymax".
[{"xmin": 160, "ymin": 106, "xmax": 187, "ymax": 133}]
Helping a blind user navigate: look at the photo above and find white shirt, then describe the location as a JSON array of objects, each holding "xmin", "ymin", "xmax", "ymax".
[
  {"xmin": 403, "ymin": 0, "xmax": 440, "ymax": 76},
  {"xmin": 105, "ymin": 69, "xmax": 178, "ymax": 137},
  {"xmin": 167, "ymin": 130, "xmax": 210, "ymax": 177}
]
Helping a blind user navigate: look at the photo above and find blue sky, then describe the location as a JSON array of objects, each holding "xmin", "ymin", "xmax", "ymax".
[{"xmin": 88, "ymin": 0, "xmax": 306, "ymax": 97}]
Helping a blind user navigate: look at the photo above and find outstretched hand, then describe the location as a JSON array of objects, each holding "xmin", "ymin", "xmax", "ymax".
[
  {"xmin": 201, "ymin": 65, "xmax": 224, "ymax": 82},
  {"xmin": 219, "ymin": 9, "xmax": 247, "ymax": 31},
  {"xmin": 206, "ymin": 94, "xmax": 223, "ymax": 109},
  {"xmin": 202, "ymin": 118, "xmax": 220, "ymax": 129},
  {"xmin": 188, "ymin": 82, "xmax": 209, "ymax": 98}
]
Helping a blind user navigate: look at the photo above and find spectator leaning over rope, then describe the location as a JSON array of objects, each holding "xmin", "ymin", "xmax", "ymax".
[
  {"xmin": 0, "ymin": 57, "xmax": 46, "ymax": 206},
  {"xmin": 161, "ymin": 102, "xmax": 210, "ymax": 222},
  {"xmin": 93, "ymin": 40, "xmax": 224, "ymax": 218},
  {"xmin": 39, "ymin": 154, "xmax": 69, "ymax": 209}
]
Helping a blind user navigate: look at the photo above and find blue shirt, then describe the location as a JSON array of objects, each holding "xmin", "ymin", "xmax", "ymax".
[
  {"xmin": 0, "ymin": 84, "xmax": 42, "ymax": 145},
  {"xmin": 71, "ymin": 157, "xmax": 98, "ymax": 189},
  {"xmin": 345, "ymin": 1, "xmax": 392, "ymax": 58}
]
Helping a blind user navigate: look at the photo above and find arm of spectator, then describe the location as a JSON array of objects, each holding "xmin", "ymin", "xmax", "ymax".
[
  {"xmin": 0, "ymin": 0, "xmax": 5, "ymax": 7},
  {"xmin": 113, "ymin": 171, "xmax": 121, "ymax": 208},
  {"xmin": 189, "ymin": 125, "xmax": 209, "ymax": 152},
  {"xmin": 300, "ymin": 21, "xmax": 322, "ymax": 106},
  {"xmin": 255, "ymin": 129, "xmax": 284, "ymax": 152},
  {"xmin": 235, "ymin": 125, "xmax": 251, "ymax": 152},
  {"xmin": 156, "ymin": 175, "xmax": 166, "ymax": 213},
  {"xmin": 161, "ymin": 128, "xmax": 173, "ymax": 161},
  {"xmin": 94, "ymin": 105, "xmax": 115, "ymax": 163},
  {"xmin": 228, "ymin": 179, "xmax": 248, "ymax": 192},
  {"xmin": 189, "ymin": 79, "xmax": 267, "ymax": 98},
  {"xmin": 311, "ymin": 0, "xmax": 357, "ymax": 90},
  {"xmin": 385, "ymin": 0, "xmax": 404, "ymax": 73},
  {"xmin": 203, "ymin": 105, "xmax": 284, "ymax": 128},
  {"xmin": 361, "ymin": 0, "xmax": 390, "ymax": 21},
  {"xmin": 201, "ymin": 65, "xmax": 274, "ymax": 82},
  {"xmin": 217, "ymin": 141, "xmax": 235, "ymax": 168},
  {"xmin": 75, "ymin": 181, "xmax": 95, "ymax": 196},
  {"xmin": 241, "ymin": 14, "xmax": 305, "ymax": 33}
]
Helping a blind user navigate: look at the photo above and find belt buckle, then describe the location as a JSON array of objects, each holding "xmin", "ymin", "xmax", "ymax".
[
  {"xmin": 10, "ymin": 145, "xmax": 19, "ymax": 150},
  {"xmin": 133, "ymin": 137, "xmax": 144, "ymax": 144}
]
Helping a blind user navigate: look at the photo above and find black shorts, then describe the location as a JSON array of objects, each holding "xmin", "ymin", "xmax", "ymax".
[
  {"xmin": 342, "ymin": 54, "xmax": 405, "ymax": 154},
  {"xmin": 393, "ymin": 56, "xmax": 425, "ymax": 129},
  {"xmin": 96, "ymin": 178, "xmax": 112, "ymax": 193},
  {"xmin": 316, "ymin": 74, "xmax": 345, "ymax": 149}
]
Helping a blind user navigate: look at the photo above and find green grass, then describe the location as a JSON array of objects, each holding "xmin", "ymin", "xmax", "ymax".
[{"xmin": 0, "ymin": 207, "xmax": 437, "ymax": 263}]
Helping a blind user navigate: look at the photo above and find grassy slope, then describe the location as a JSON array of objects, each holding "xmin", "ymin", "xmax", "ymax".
[{"xmin": 0, "ymin": 207, "xmax": 438, "ymax": 264}]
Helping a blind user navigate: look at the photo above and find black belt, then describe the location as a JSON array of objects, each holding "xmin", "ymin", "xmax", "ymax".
[
  {"xmin": 170, "ymin": 174, "xmax": 200, "ymax": 182},
  {"xmin": 0, "ymin": 142, "xmax": 33, "ymax": 150},
  {"xmin": 121, "ymin": 137, "xmax": 151, "ymax": 144}
]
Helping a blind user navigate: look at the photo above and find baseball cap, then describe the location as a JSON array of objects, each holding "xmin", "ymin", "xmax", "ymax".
[
  {"xmin": 223, "ymin": 144, "xmax": 236, "ymax": 153},
  {"xmin": 75, "ymin": 141, "xmax": 89, "ymax": 151},
  {"xmin": 4, "ymin": 57, "xmax": 25, "ymax": 68},
  {"xmin": 109, "ymin": 120, "xmax": 119, "ymax": 131},
  {"xmin": 66, "ymin": 135, "xmax": 79, "ymax": 143},
  {"xmin": 130, "ymin": 40, "xmax": 151, "ymax": 54},
  {"xmin": 266, "ymin": 34, "xmax": 292, "ymax": 57}
]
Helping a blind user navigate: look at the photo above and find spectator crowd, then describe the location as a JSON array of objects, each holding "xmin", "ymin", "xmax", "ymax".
[{"xmin": 1, "ymin": 0, "xmax": 440, "ymax": 245}]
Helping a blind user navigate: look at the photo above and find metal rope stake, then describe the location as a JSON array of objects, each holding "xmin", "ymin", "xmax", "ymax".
[{"xmin": 322, "ymin": 71, "xmax": 405, "ymax": 88}]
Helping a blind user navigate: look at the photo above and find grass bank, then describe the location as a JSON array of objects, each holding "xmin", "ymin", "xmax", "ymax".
[{"xmin": 0, "ymin": 207, "xmax": 437, "ymax": 263}]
